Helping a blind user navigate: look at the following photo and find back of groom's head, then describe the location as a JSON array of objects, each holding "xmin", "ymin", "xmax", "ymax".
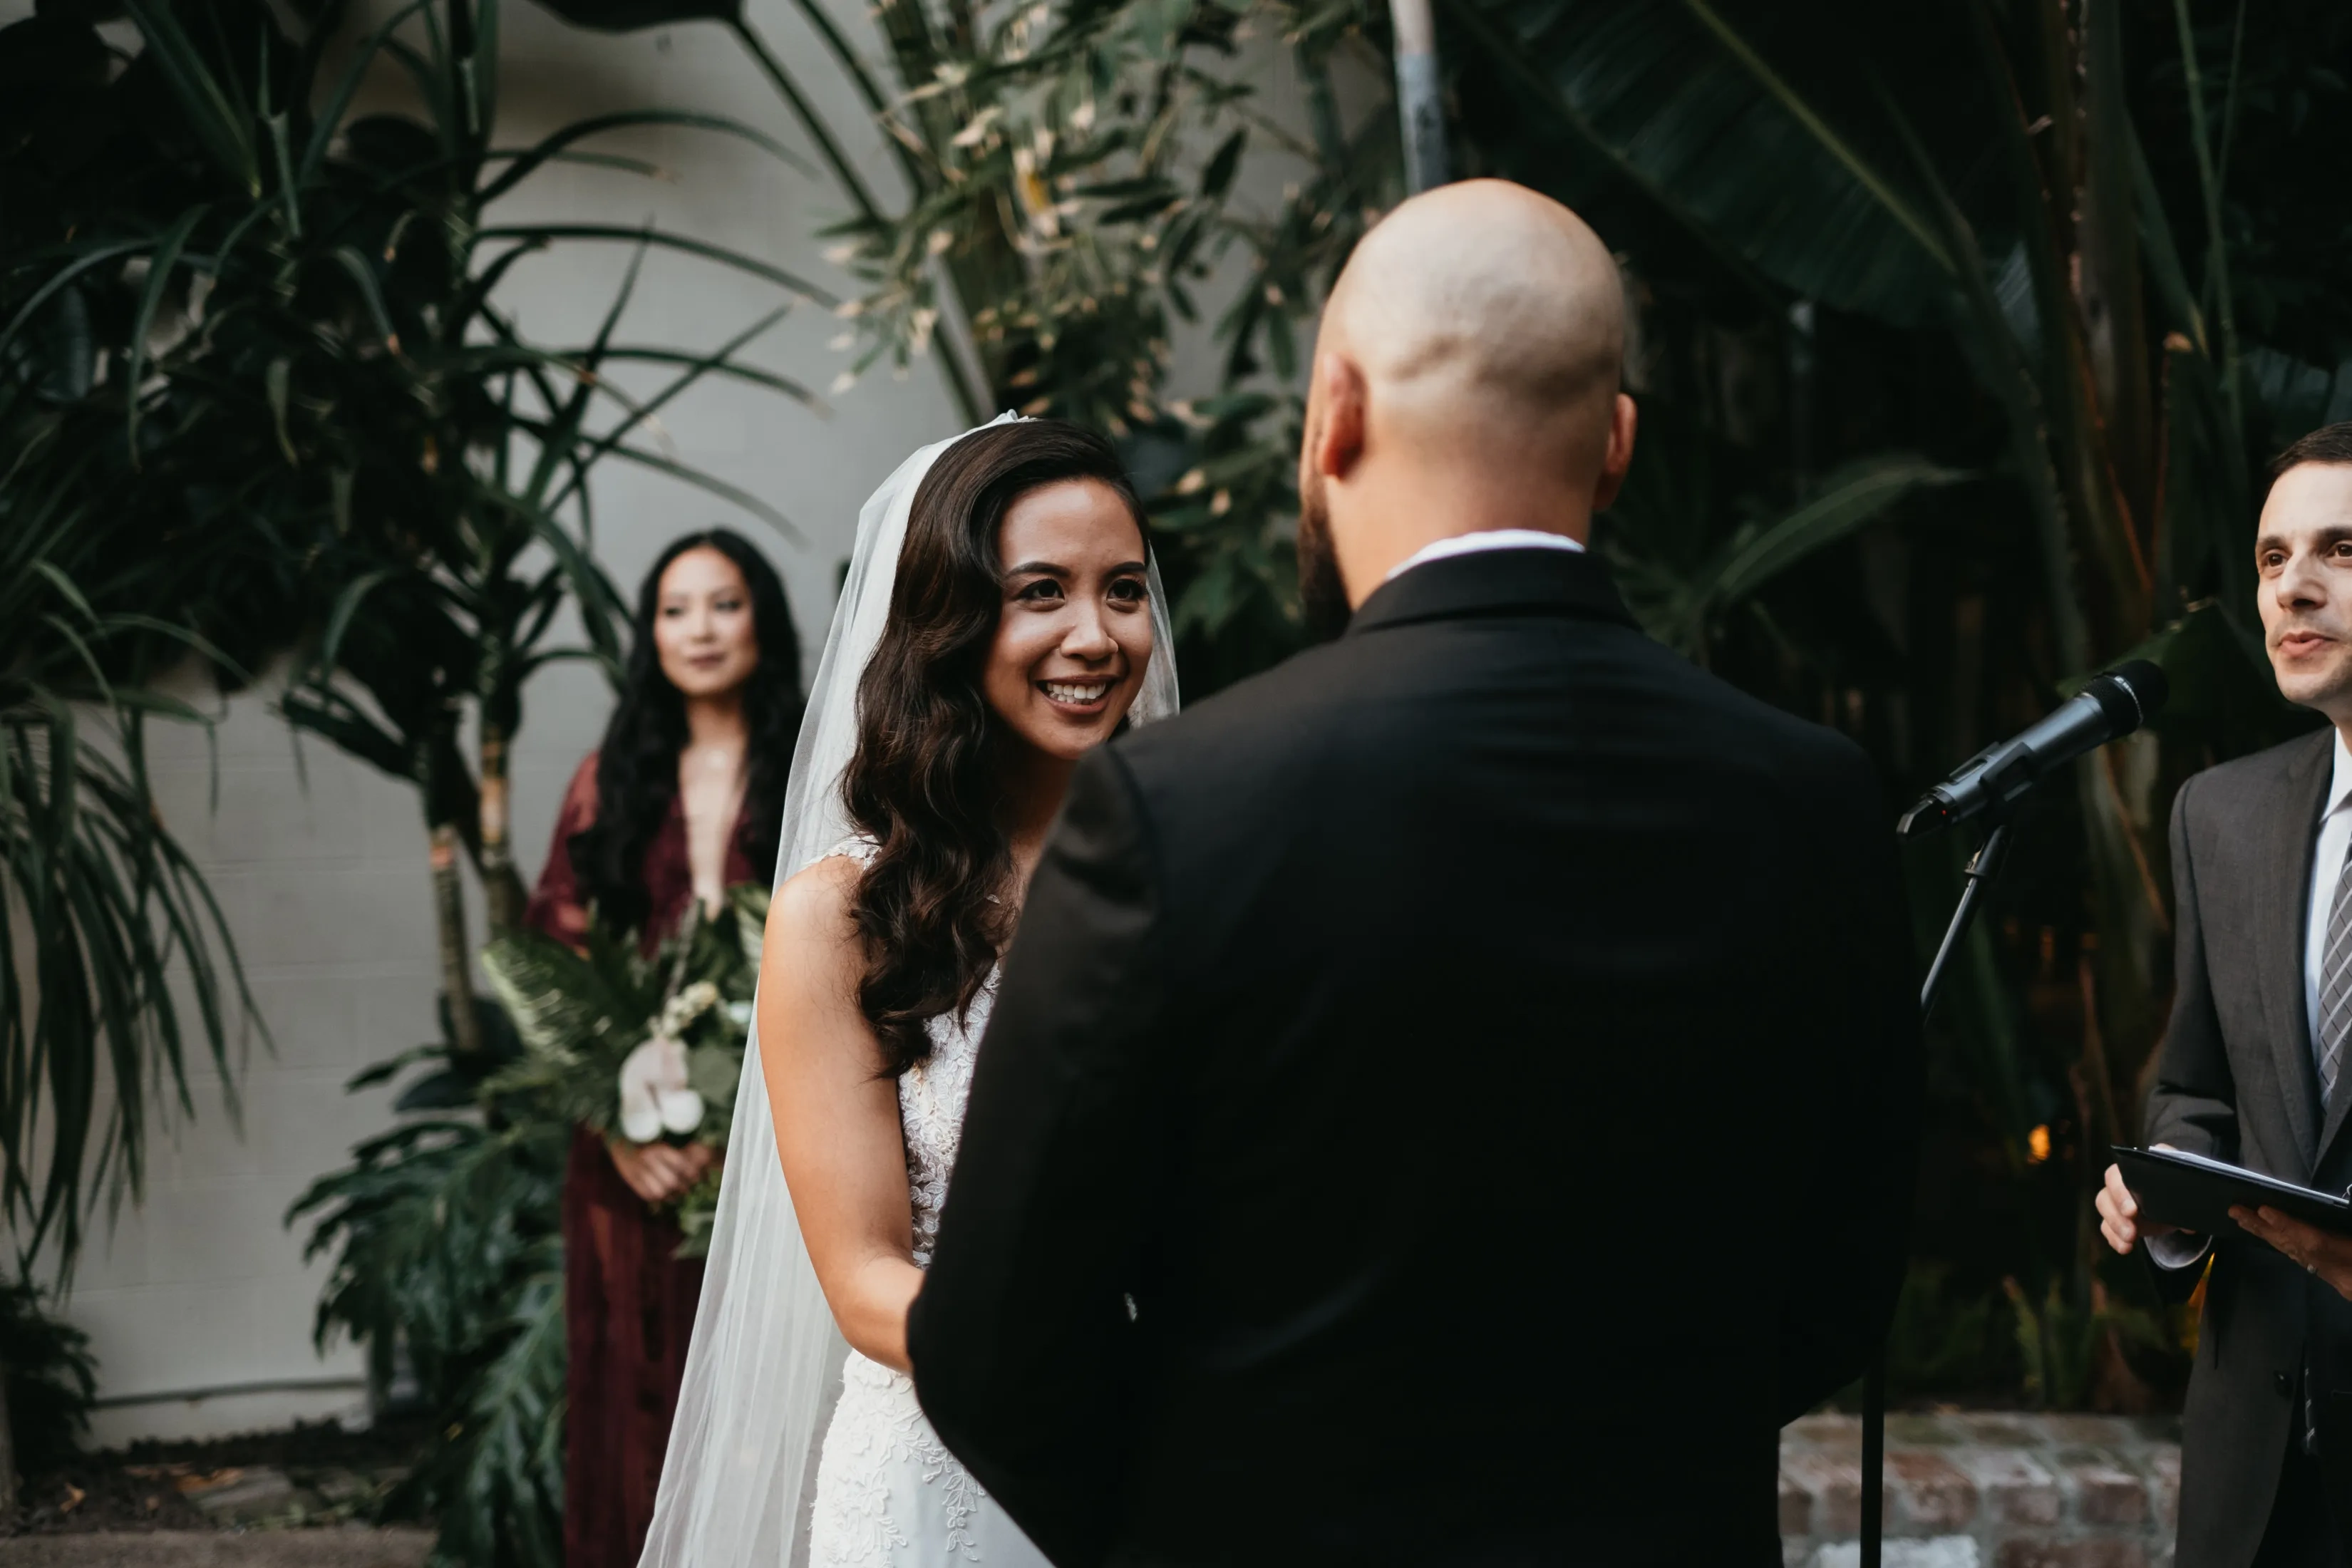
[{"xmin": 1299, "ymin": 180, "xmax": 1636, "ymax": 615}]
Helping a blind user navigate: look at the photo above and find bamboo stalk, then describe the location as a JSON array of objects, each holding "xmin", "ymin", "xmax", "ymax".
[
  {"xmin": 0, "ymin": 1354, "xmax": 16, "ymax": 1520},
  {"xmin": 429, "ymin": 822, "xmax": 484, "ymax": 1056},
  {"xmin": 477, "ymin": 724, "xmax": 523, "ymax": 934}
]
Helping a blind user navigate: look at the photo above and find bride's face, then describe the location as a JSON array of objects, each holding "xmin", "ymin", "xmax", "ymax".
[{"xmin": 981, "ymin": 478, "xmax": 1154, "ymax": 763}]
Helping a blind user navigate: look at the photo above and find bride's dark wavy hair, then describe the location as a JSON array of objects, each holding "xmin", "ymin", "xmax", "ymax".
[
  {"xmin": 842, "ymin": 420, "xmax": 1147, "ymax": 1075},
  {"xmin": 571, "ymin": 528, "xmax": 803, "ymax": 939}
]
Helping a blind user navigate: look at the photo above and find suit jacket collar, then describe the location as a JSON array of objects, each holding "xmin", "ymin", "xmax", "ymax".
[
  {"xmin": 1344, "ymin": 547, "xmax": 1639, "ymax": 638},
  {"xmin": 2261, "ymin": 728, "xmax": 2336, "ymax": 1175}
]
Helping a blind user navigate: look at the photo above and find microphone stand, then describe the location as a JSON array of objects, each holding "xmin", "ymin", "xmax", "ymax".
[
  {"xmin": 1919, "ymin": 820, "xmax": 2015, "ymax": 1021},
  {"xmin": 1860, "ymin": 813, "xmax": 2016, "ymax": 1568}
]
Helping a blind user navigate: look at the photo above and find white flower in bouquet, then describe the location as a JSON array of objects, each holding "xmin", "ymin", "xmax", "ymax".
[
  {"xmin": 658, "ymin": 980, "xmax": 723, "ymax": 1040},
  {"xmin": 617, "ymin": 1035, "xmax": 706, "ymax": 1143}
]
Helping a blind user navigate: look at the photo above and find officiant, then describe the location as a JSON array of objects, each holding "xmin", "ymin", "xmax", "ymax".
[{"xmin": 2098, "ymin": 424, "xmax": 2352, "ymax": 1566}]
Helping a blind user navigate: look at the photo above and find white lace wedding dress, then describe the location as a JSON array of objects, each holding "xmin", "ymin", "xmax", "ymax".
[
  {"xmin": 634, "ymin": 419, "xmax": 1175, "ymax": 1568},
  {"xmin": 805, "ymin": 859, "xmax": 1048, "ymax": 1567}
]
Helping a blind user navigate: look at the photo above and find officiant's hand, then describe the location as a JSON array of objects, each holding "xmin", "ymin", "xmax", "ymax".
[
  {"xmin": 2098, "ymin": 1153, "xmax": 2183, "ymax": 1256},
  {"xmin": 2231, "ymin": 1205, "xmax": 2352, "ymax": 1302},
  {"xmin": 609, "ymin": 1136, "xmax": 716, "ymax": 1205}
]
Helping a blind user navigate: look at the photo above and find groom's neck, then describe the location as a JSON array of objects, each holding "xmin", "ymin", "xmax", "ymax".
[{"xmin": 1332, "ymin": 464, "xmax": 1595, "ymax": 607}]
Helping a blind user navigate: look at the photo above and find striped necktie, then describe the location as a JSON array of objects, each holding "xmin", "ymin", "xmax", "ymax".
[{"xmin": 2317, "ymin": 840, "xmax": 2352, "ymax": 1109}]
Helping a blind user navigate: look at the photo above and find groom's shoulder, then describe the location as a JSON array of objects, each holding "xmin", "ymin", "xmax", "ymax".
[
  {"xmin": 1111, "ymin": 627, "xmax": 1872, "ymax": 795},
  {"xmin": 1110, "ymin": 639, "xmax": 1359, "ymax": 785}
]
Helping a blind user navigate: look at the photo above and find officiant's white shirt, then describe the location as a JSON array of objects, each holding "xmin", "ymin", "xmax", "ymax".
[
  {"xmin": 1384, "ymin": 528, "xmax": 1584, "ymax": 583},
  {"xmin": 2147, "ymin": 726, "xmax": 2352, "ymax": 1272},
  {"xmin": 2304, "ymin": 728, "xmax": 2352, "ymax": 1053}
]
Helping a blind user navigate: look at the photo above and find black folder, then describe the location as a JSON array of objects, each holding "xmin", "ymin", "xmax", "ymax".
[{"xmin": 2112, "ymin": 1144, "xmax": 2352, "ymax": 1239}]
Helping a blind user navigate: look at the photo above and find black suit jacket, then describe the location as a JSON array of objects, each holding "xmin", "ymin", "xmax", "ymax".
[
  {"xmin": 906, "ymin": 548, "xmax": 1922, "ymax": 1567},
  {"xmin": 2144, "ymin": 729, "xmax": 2352, "ymax": 1567}
]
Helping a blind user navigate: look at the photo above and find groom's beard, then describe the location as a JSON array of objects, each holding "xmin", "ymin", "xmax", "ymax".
[{"xmin": 1295, "ymin": 480, "xmax": 1352, "ymax": 643}]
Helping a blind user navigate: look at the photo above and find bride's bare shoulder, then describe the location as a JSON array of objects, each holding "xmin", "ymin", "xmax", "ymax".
[{"xmin": 766, "ymin": 854, "xmax": 865, "ymax": 953}]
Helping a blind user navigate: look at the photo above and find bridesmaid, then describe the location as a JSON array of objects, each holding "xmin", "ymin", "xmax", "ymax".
[{"xmin": 522, "ymin": 528, "xmax": 803, "ymax": 1568}]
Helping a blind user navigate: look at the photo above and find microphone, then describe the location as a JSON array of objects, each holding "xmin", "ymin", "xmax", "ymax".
[{"xmin": 1899, "ymin": 660, "xmax": 2169, "ymax": 838}]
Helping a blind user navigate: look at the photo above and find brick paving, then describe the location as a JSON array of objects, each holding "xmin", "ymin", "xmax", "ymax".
[{"xmin": 1781, "ymin": 1413, "xmax": 2181, "ymax": 1568}]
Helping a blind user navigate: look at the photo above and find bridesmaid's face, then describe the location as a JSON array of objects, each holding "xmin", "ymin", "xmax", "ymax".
[
  {"xmin": 654, "ymin": 546, "xmax": 760, "ymax": 699},
  {"xmin": 983, "ymin": 479, "xmax": 1154, "ymax": 763}
]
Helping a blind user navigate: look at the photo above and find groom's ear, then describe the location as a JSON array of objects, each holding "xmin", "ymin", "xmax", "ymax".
[
  {"xmin": 1589, "ymin": 391, "xmax": 1638, "ymax": 512},
  {"xmin": 1309, "ymin": 351, "xmax": 1367, "ymax": 481}
]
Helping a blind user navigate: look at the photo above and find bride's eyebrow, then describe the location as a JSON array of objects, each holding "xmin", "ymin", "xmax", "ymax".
[{"xmin": 1001, "ymin": 559, "xmax": 1147, "ymax": 577}]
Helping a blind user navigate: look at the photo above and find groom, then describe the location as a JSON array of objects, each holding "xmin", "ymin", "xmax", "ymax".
[{"xmin": 907, "ymin": 180, "xmax": 1921, "ymax": 1565}]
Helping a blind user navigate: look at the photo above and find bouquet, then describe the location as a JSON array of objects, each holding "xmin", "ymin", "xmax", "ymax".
[{"xmin": 482, "ymin": 883, "xmax": 768, "ymax": 1257}]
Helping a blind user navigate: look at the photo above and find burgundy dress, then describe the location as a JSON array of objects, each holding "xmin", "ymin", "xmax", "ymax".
[{"xmin": 525, "ymin": 754, "xmax": 757, "ymax": 1568}]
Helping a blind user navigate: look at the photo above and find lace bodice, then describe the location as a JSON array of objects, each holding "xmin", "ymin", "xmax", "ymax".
[{"xmin": 902, "ymin": 980, "xmax": 994, "ymax": 1268}]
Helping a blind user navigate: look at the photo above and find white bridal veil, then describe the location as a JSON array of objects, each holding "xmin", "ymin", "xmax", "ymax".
[{"xmin": 636, "ymin": 414, "xmax": 1180, "ymax": 1567}]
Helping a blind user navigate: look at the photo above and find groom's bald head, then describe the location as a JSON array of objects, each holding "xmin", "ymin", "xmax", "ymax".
[
  {"xmin": 1297, "ymin": 180, "xmax": 1636, "ymax": 626},
  {"xmin": 1322, "ymin": 180, "xmax": 1625, "ymax": 443}
]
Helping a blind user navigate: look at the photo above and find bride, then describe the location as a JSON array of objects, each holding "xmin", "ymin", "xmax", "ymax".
[{"xmin": 636, "ymin": 415, "xmax": 1179, "ymax": 1567}]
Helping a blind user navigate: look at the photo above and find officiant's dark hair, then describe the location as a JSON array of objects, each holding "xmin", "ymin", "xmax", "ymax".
[{"xmin": 843, "ymin": 420, "xmax": 1148, "ymax": 1074}]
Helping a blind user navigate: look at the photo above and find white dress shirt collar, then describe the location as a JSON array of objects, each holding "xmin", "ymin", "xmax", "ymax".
[
  {"xmin": 2326, "ymin": 729, "xmax": 2352, "ymax": 824},
  {"xmin": 2301, "ymin": 727, "xmax": 2352, "ymax": 1060},
  {"xmin": 1382, "ymin": 528, "xmax": 1585, "ymax": 584}
]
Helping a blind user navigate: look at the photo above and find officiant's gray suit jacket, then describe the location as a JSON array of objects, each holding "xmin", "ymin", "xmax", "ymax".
[{"xmin": 2146, "ymin": 726, "xmax": 2352, "ymax": 1567}]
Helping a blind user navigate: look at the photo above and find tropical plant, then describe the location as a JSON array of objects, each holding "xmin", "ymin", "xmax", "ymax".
[
  {"xmin": 1442, "ymin": 0, "xmax": 2352, "ymax": 1402},
  {"xmin": 1601, "ymin": 429, "xmax": 1971, "ymax": 662},
  {"xmin": 545, "ymin": 0, "xmax": 1401, "ymax": 691},
  {"xmin": 289, "ymin": 1078, "xmax": 569, "ymax": 1568},
  {"xmin": 0, "ymin": 10, "xmax": 302, "ymax": 1293},
  {"xmin": 0, "ymin": 413, "xmax": 265, "ymax": 1286},
  {"xmin": 1, "ymin": 0, "xmax": 822, "ymax": 1539},
  {"xmin": 0, "ymin": 1277, "xmax": 100, "ymax": 1487},
  {"xmin": 1, "ymin": 0, "xmax": 825, "ymax": 1068}
]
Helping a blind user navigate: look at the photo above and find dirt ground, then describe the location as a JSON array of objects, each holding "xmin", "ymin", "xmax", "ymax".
[
  {"xmin": 0, "ymin": 1530, "xmax": 433, "ymax": 1567},
  {"xmin": 3, "ymin": 1417, "xmax": 432, "ymax": 1541}
]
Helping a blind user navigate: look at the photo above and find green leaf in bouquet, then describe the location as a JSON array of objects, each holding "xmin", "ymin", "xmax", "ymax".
[
  {"xmin": 674, "ymin": 1168, "xmax": 723, "ymax": 1261},
  {"xmin": 481, "ymin": 927, "xmax": 644, "ymax": 1065},
  {"xmin": 686, "ymin": 1041, "xmax": 740, "ymax": 1116},
  {"xmin": 730, "ymin": 881, "xmax": 772, "ymax": 967}
]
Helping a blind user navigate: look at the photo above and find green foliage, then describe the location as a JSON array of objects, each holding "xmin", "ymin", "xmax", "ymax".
[
  {"xmin": 0, "ymin": 396, "xmax": 266, "ymax": 1283},
  {"xmin": 288, "ymin": 1084, "xmax": 568, "ymax": 1567},
  {"xmin": 1440, "ymin": 0, "xmax": 2352, "ymax": 1407},
  {"xmin": 289, "ymin": 886, "xmax": 761, "ymax": 1559},
  {"xmin": 1880, "ymin": 1262, "xmax": 2012, "ymax": 1403},
  {"xmin": 0, "ymin": 0, "xmax": 820, "ymax": 1279},
  {"xmin": 2004, "ymin": 1275, "xmax": 2168, "ymax": 1413},
  {"xmin": 1605, "ymin": 444, "xmax": 1971, "ymax": 661},
  {"xmin": 652, "ymin": 0, "xmax": 1393, "ymax": 691},
  {"xmin": 0, "ymin": 1279, "xmax": 100, "ymax": 1475},
  {"xmin": 1, "ymin": 0, "xmax": 820, "ymax": 1038}
]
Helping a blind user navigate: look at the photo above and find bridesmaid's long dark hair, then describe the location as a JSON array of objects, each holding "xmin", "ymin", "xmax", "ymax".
[
  {"xmin": 842, "ymin": 421, "xmax": 1145, "ymax": 1076},
  {"xmin": 572, "ymin": 529, "xmax": 803, "ymax": 939}
]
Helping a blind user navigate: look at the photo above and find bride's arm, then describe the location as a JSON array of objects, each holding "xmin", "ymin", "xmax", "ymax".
[{"xmin": 758, "ymin": 855, "xmax": 924, "ymax": 1373}]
